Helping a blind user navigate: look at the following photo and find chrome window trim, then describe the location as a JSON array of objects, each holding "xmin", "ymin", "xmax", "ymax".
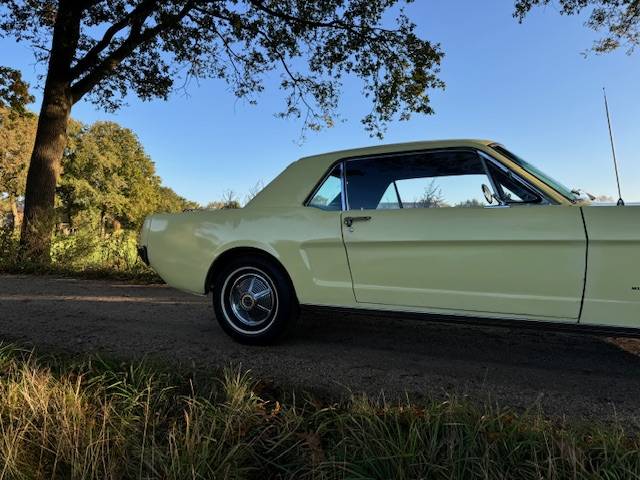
[
  {"xmin": 478, "ymin": 151, "xmax": 505, "ymax": 206},
  {"xmin": 342, "ymin": 147, "xmax": 483, "ymax": 211},
  {"xmin": 489, "ymin": 143, "xmax": 576, "ymax": 203},
  {"xmin": 340, "ymin": 161, "xmax": 349, "ymax": 211},
  {"xmin": 343, "ymin": 147, "xmax": 552, "ymax": 210},
  {"xmin": 392, "ymin": 181, "xmax": 403, "ymax": 208},
  {"xmin": 477, "ymin": 150, "xmax": 555, "ymax": 205},
  {"xmin": 304, "ymin": 146, "xmax": 555, "ymax": 211}
]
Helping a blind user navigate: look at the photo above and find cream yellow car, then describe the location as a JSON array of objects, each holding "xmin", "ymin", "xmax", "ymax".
[{"xmin": 138, "ymin": 140, "xmax": 640, "ymax": 344}]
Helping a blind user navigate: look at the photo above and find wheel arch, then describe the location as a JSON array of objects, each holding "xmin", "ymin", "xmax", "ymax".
[{"xmin": 204, "ymin": 246, "xmax": 298, "ymax": 301}]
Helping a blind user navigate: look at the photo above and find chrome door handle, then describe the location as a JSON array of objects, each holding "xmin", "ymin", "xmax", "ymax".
[{"xmin": 343, "ymin": 216, "xmax": 371, "ymax": 227}]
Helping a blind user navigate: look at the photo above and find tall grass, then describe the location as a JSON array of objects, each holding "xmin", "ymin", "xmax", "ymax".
[{"xmin": 1, "ymin": 344, "xmax": 639, "ymax": 479}]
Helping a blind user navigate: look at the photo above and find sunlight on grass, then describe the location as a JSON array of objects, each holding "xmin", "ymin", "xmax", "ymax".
[{"xmin": 0, "ymin": 343, "xmax": 639, "ymax": 479}]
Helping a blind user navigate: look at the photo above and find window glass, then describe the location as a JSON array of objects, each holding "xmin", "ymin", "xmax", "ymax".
[
  {"xmin": 308, "ymin": 164, "xmax": 342, "ymax": 210},
  {"xmin": 485, "ymin": 161, "xmax": 541, "ymax": 204},
  {"xmin": 491, "ymin": 145, "xmax": 576, "ymax": 202},
  {"xmin": 379, "ymin": 183, "xmax": 401, "ymax": 209},
  {"xmin": 345, "ymin": 151, "xmax": 493, "ymax": 210}
]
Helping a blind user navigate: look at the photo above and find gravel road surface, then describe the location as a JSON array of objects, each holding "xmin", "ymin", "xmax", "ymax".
[{"xmin": 2, "ymin": 274, "xmax": 640, "ymax": 424}]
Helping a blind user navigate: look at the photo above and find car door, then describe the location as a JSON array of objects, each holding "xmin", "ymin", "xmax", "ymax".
[{"xmin": 340, "ymin": 149, "xmax": 587, "ymax": 320}]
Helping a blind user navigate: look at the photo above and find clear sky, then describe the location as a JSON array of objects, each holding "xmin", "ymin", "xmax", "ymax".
[{"xmin": 1, "ymin": 0, "xmax": 639, "ymax": 204}]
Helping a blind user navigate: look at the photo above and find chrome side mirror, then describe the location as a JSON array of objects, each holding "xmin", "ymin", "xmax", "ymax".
[{"xmin": 482, "ymin": 184, "xmax": 494, "ymax": 205}]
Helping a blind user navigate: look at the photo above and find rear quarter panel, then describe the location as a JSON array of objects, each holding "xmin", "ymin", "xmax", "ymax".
[
  {"xmin": 581, "ymin": 205, "xmax": 640, "ymax": 327},
  {"xmin": 145, "ymin": 207, "xmax": 355, "ymax": 305}
]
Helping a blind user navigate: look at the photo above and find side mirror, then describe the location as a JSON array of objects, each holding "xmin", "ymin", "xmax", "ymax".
[{"xmin": 482, "ymin": 184, "xmax": 494, "ymax": 205}]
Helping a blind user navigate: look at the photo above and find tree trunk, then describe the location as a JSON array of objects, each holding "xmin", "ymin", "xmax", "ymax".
[
  {"xmin": 19, "ymin": 85, "xmax": 72, "ymax": 262},
  {"xmin": 19, "ymin": 0, "xmax": 81, "ymax": 264}
]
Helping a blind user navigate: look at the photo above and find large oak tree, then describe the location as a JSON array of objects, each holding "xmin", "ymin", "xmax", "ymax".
[{"xmin": 0, "ymin": 0, "xmax": 444, "ymax": 262}]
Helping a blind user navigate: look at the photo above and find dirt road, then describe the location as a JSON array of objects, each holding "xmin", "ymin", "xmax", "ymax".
[{"xmin": 2, "ymin": 274, "xmax": 640, "ymax": 423}]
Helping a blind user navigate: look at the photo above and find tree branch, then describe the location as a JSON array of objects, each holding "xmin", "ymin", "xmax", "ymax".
[
  {"xmin": 70, "ymin": 0, "xmax": 159, "ymax": 79},
  {"xmin": 194, "ymin": 0, "xmax": 392, "ymax": 36},
  {"xmin": 247, "ymin": 0, "xmax": 346, "ymax": 30},
  {"xmin": 70, "ymin": 1, "xmax": 195, "ymax": 103},
  {"xmin": 252, "ymin": 26, "xmax": 320, "ymax": 119}
]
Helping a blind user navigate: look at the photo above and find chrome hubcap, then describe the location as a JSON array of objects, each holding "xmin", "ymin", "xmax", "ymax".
[{"xmin": 229, "ymin": 272, "xmax": 275, "ymax": 326}]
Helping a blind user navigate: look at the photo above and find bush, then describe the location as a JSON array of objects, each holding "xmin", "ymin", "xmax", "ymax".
[
  {"xmin": 0, "ymin": 225, "xmax": 19, "ymax": 270},
  {"xmin": 0, "ymin": 225, "xmax": 160, "ymax": 282}
]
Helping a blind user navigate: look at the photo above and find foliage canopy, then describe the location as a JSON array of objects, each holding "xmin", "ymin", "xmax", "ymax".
[
  {"xmin": 0, "ymin": 66, "xmax": 34, "ymax": 114},
  {"xmin": 0, "ymin": 0, "xmax": 445, "ymax": 136},
  {"xmin": 514, "ymin": 0, "xmax": 640, "ymax": 54},
  {"xmin": 0, "ymin": 107, "xmax": 37, "ymax": 209}
]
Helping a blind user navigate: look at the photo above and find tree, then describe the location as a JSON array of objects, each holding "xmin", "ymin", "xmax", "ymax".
[
  {"xmin": 58, "ymin": 121, "xmax": 183, "ymax": 232},
  {"xmin": 0, "ymin": 108, "xmax": 37, "ymax": 230},
  {"xmin": 244, "ymin": 180, "xmax": 264, "ymax": 205},
  {"xmin": 0, "ymin": 67, "xmax": 35, "ymax": 231},
  {"xmin": 455, "ymin": 198, "xmax": 484, "ymax": 208},
  {"xmin": 0, "ymin": 66, "xmax": 34, "ymax": 115},
  {"xmin": 0, "ymin": 0, "xmax": 444, "ymax": 262},
  {"xmin": 514, "ymin": 0, "xmax": 640, "ymax": 53},
  {"xmin": 416, "ymin": 180, "xmax": 446, "ymax": 208},
  {"xmin": 206, "ymin": 189, "xmax": 241, "ymax": 209},
  {"xmin": 155, "ymin": 186, "xmax": 198, "ymax": 213}
]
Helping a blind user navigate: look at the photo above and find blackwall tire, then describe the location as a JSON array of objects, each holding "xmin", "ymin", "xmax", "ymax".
[{"xmin": 212, "ymin": 255, "xmax": 299, "ymax": 345}]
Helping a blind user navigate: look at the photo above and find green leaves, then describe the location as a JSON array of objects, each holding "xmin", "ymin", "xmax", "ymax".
[
  {"xmin": 0, "ymin": 105, "xmax": 37, "ymax": 205},
  {"xmin": 59, "ymin": 121, "xmax": 192, "ymax": 230},
  {"xmin": 514, "ymin": 0, "xmax": 640, "ymax": 54},
  {"xmin": 0, "ymin": 67, "xmax": 34, "ymax": 116}
]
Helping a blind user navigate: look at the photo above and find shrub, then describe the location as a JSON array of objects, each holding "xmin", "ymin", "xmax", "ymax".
[{"xmin": 0, "ymin": 226, "xmax": 159, "ymax": 282}]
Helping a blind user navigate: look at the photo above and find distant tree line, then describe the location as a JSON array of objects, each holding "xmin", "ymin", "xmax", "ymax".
[{"xmin": 1, "ymin": 107, "xmax": 197, "ymax": 235}]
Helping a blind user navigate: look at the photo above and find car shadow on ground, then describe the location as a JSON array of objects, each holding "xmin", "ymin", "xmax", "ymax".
[{"xmin": 294, "ymin": 309, "xmax": 640, "ymax": 377}]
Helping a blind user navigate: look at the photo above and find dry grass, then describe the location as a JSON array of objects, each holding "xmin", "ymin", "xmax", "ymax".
[{"xmin": 0, "ymin": 344, "xmax": 639, "ymax": 479}]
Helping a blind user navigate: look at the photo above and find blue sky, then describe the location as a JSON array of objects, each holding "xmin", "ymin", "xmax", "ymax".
[{"xmin": 2, "ymin": 0, "xmax": 639, "ymax": 204}]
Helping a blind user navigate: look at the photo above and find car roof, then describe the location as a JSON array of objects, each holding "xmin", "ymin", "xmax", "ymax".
[
  {"xmin": 247, "ymin": 139, "xmax": 497, "ymax": 208},
  {"xmin": 295, "ymin": 139, "xmax": 495, "ymax": 166}
]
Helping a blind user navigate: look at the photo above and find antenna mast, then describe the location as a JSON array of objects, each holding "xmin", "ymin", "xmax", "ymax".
[{"xmin": 603, "ymin": 87, "xmax": 624, "ymax": 206}]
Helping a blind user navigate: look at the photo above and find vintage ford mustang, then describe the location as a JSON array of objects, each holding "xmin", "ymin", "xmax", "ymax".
[{"xmin": 138, "ymin": 139, "xmax": 639, "ymax": 344}]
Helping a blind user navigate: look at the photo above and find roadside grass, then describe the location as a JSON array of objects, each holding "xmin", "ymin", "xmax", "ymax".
[{"xmin": 1, "ymin": 344, "xmax": 639, "ymax": 479}]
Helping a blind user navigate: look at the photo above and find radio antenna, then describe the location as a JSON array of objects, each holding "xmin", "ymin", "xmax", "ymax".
[{"xmin": 603, "ymin": 87, "xmax": 625, "ymax": 206}]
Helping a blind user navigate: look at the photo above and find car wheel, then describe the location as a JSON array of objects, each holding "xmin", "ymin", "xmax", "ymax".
[{"xmin": 212, "ymin": 255, "xmax": 299, "ymax": 345}]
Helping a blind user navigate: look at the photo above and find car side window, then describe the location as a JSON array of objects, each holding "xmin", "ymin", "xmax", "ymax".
[
  {"xmin": 345, "ymin": 151, "xmax": 495, "ymax": 210},
  {"xmin": 485, "ymin": 161, "xmax": 542, "ymax": 204},
  {"xmin": 307, "ymin": 164, "xmax": 343, "ymax": 211}
]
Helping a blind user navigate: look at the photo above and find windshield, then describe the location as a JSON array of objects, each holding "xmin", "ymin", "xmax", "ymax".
[{"xmin": 490, "ymin": 145, "xmax": 577, "ymax": 202}]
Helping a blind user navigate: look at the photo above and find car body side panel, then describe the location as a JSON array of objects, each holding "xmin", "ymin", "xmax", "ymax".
[
  {"xmin": 341, "ymin": 206, "xmax": 586, "ymax": 319},
  {"xmin": 146, "ymin": 207, "xmax": 356, "ymax": 306},
  {"xmin": 580, "ymin": 205, "xmax": 640, "ymax": 327}
]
